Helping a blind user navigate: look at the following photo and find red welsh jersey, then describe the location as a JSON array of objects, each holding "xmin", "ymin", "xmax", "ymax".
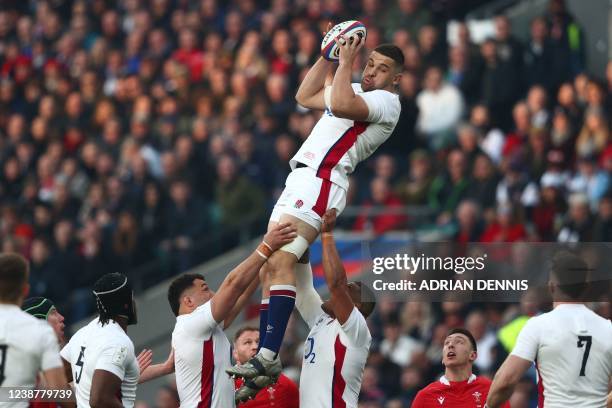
[
  {"xmin": 412, "ymin": 374, "xmax": 510, "ymax": 408},
  {"xmin": 234, "ymin": 374, "xmax": 299, "ymax": 408}
]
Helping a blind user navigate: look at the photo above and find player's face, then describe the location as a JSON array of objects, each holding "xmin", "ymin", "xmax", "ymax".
[
  {"xmin": 361, "ymin": 51, "xmax": 400, "ymax": 92},
  {"xmin": 189, "ymin": 279, "xmax": 213, "ymax": 308},
  {"xmin": 442, "ymin": 333, "xmax": 476, "ymax": 368},
  {"xmin": 46, "ymin": 308, "xmax": 65, "ymax": 341},
  {"xmin": 233, "ymin": 330, "xmax": 259, "ymax": 364}
]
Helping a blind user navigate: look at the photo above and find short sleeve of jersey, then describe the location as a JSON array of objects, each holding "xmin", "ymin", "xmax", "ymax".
[
  {"xmin": 340, "ymin": 307, "xmax": 371, "ymax": 347},
  {"xmin": 511, "ymin": 316, "xmax": 540, "ymax": 362},
  {"xmin": 359, "ymin": 89, "xmax": 398, "ymax": 124},
  {"xmin": 178, "ymin": 300, "xmax": 218, "ymax": 337},
  {"xmin": 39, "ymin": 323, "xmax": 62, "ymax": 371},
  {"xmin": 94, "ymin": 342, "xmax": 131, "ymax": 381}
]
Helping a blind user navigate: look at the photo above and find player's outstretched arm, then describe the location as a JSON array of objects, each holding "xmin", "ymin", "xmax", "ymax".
[
  {"xmin": 41, "ymin": 367, "xmax": 75, "ymax": 408},
  {"xmin": 90, "ymin": 370, "xmax": 123, "ymax": 408},
  {"xmin": 296, "ymin": 22, "xmax": 334, "ymax": 110},
  {"xmin": 138, "ymin": 348, "xmax": 175, "ymax": 383},
  {"xmin": 321, "ymin": 210, "xmax": 354, "ymax": 324},
  {"xmin": 223, "ymin": 274, "xmax": 261, "ymax": 329},
  {"xmin": 486, "ymin": 355, "xmax": 531, "ymax": 408},
  {"xmin": 210, "ymin": 223, "xmax": 297, "ymax": 323},
  {"xmin": 329, "ymin": 35, "xmax": 370, "ymax": 121}
]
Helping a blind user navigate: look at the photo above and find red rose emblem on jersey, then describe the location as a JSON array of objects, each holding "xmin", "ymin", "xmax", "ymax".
[{"xmin": 294, "ymin": 200, "xmax": 303, "ymax": 209}]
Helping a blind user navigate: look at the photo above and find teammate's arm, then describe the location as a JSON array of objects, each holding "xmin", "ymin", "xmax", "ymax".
[
  {"xmin": 210, "ymin": 223, "xmax": 297, "ymax": 323},
  {"xmin": 138, "ymin": 348, "xmax": 174, "ymax": 383},
  {"xmin": 486, "ymin": 355, "xmax": 532, "ymax": 407},
  {"xmin": 320, "ymin": 210, "xmax": 354, "ymax": 324},
  {"xmin": 329, "ymin": 35, "xmax": 370, "ymax": 121},
  {"xmin": 223, "ymin": 275, "xmax": 260, "ymax": 329},
  {"xmin": 90, "ymin": 370, "xmax": 123, "ymax": 408},
  {"xmin": 41, "ymin": 367, "xmax": 76, "ymax": 408}
]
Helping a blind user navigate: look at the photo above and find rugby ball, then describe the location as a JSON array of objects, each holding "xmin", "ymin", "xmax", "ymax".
[{"xmin": 321, "ymin": 20, "xmax": 367, "ymax": 61}]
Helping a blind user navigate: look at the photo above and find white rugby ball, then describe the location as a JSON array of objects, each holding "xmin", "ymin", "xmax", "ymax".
[{"xmin": 321, "ymin": 20, "xmax": 367, "ymax": 61}]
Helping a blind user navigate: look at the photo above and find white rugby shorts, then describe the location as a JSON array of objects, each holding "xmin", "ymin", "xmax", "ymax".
[{"xmin": 270, "ymin": 166, "xmax": 347, "ymax": 231}]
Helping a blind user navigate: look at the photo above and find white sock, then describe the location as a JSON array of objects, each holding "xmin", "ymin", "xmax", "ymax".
[{"xmin": 259, "ymin": 347, "xmax": 276, "ymax": 361}]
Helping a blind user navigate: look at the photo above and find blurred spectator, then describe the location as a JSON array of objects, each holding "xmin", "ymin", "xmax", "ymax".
[
  {"xmin": 532, "ymin": 173, "xmax": 567, "ymax": 240},
  {"xmin": 592, "ymin": 192, "xmax": 612, "ymax": 241},
  {"xmin": 380, "ymin": 318, "xmax": 424, "ymax": 367},
  {"xmin": 395, "ymin": 149, "xmax": 433, "ymax": 205},
  {"xmin": 575, "ymin": 107, "xmax": 609, "ymax": 158},
  {"xmin": 215, "ymin": 155, "xmax": 265, "ymax": 232},
  {"xmin": 465, "ymin": 154, "xmax": 499, "ymax": 212},
  {"xmin": 567, "ymin": 155, "xmax": 610, "ymax": 211},
  {"xmin": 353, "ymin": 177, "xmax": 407, "ymax": 234},
  {"xmin": 526, "ymin": 85, "xmax": 550, "ymax": 128},
  {"xmin": 523, "ymin": 16, "xmax": 554, "ymax": 91},
  {"xmin": 383, "ymin": 0, "xmax": 431, "ymax": 41},
  {"xmin": 470, "ymin": 104, "xmax": 505, "ymax": 165},
  {"xmin": 545, "ymin": 0, "xmax": 585, "ymax": 81},
  {"xmin": 557, "ymin": 192, "xmax": 594, "ymax": 242},
  {"xmin": 480, "ymin": 204, "xmax": 527, "ymax": 242},
  {"xmin": 416, "ymin": 66, "xmax": 464, "ymax": 150},
  {"xmin": 465, "ymin": 310, "xmax": 497, "ymax": 374},
  {"xmin": 429, "ymin": 150, "xmax": 469, "ymax": 223},
  {"xmin": 453, "ymin": 200, "xmax": 485, "ymax": 244}
]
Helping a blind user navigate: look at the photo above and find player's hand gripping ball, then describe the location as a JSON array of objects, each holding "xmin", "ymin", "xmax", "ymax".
[{"xmin": 321, "ymin": 20, "xmax": 367, "ymax": 61}]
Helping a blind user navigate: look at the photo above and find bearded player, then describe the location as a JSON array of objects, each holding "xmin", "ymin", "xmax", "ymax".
[
  {"xmin": 412, "ymin": 328, "xmax": 510, "ymax": 407},
  {"xmin": 232, "ymin": 326, "xmax": 299, "ymax": 406},
  {"xmin": 228, "ymin": 26, "xmax": 403, "ymax": 385}
]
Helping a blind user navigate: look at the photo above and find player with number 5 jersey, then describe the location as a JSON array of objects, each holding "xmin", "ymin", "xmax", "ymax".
[
  {"xmin": 487, "ymin": 252, "xmax": 612, "ymax": 408},
  {"xmin": 61, "ymin": 273, "xmax": 140, "ymax": 408}
]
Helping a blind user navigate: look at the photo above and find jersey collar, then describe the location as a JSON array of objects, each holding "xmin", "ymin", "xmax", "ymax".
[{"xmin": 439, "ymin": 373, "xmax": 477, "ymax": 386}]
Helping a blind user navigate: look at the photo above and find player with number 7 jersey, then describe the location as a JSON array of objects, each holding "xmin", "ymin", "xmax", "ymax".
[{"xmin": 487, "ymin": 252, "xmax": 612, "ymax": 408}]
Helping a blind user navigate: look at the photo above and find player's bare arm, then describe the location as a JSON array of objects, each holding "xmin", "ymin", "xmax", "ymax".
[
  {"xmin": 329, "ymin": 35, "xmax": 370, "ymax": 121},
  {"xmin": 210, "ymin": 223, "xmax": 297, "ymax": 323},
  {"xmin": 42, "ymin": 366, "xmax": 75, "ymax": 408},
  {"xmin": 486, "ymin": 355, "xmax": 532, "ymax": 407},
  {"xmin": 223, "ymin": 275, "xmax": 260, "ymax": 329},
  {"xmin": 320, "ymin": 209, "xmax": 354, "ymax": 324},
  {"xmin": 138, "ymin": 348, "xmax": 175, "ymax": 384},
  {"xmin": 295, "ymin": 23, "xmax": 333, "ymax": 110},
  {"xmin": 90, "ymin": 369, "xmax": 123, "ymax": 408}
]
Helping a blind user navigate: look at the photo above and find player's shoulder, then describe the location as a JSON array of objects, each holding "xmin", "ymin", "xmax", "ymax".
[
  {"xmin": 473, "ymin": 375, "xmax": 493, "ymax": 387},
  {"xmin": 12, "ymin": 308, "xmax": 54, "ymax": 338},
  {"xmin": 276, "ymin": 374, "xmax": 298, "ymax": 392},
  {"xmin": 417, "ymin": 378, "xmax": 446, "ymax": 395}
]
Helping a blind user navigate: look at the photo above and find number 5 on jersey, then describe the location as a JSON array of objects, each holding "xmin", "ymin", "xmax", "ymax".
[{"xmin": 75, "ymin": 346, "xmax": 86, "ymax": 383}]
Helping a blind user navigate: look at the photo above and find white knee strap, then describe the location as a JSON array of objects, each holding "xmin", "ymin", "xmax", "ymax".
[{"xmin": 279, "ymin": 235, "xmax": 309, "ymax": 259}]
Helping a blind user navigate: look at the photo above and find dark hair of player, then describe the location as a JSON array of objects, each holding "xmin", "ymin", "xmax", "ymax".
[
  {"xmin": 167, "ymin": 273, "xmax": 206, "ymax": 316},
  {"xmin": 550, "ymin": 251, "xmax": 589, "ymax": 299},
  {"xmin": 0, "ymin": 253, "xmax": 28, "ymax": 302},
  {"xmin": 234, "ymin": 326, "xmax": 259, "ymax": 343},
  {"xmin": 373, "ymin": 44, "xmax": 405, "ymax": 71},
  {"xmin": 447, "ymin": 328, "xmax": 478, "ymax": 353},
  {"xmin": 353, "ymin": 281, "xmax": 376, "ymax": 318},
  {"xmin": 93, "ymin": 272, "xmax": 136, "ymax": 326}
]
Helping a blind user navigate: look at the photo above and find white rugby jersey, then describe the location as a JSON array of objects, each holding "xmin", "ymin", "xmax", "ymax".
[
  {"xmin": 291, "ymin": 83, "xmax": 400, "ymax": 190},
  {"xmin": 0, "ymin": 304, "xmax": 62, "ymax": 408},
  {"xmin": 60, "ymin": 318, "xmax": 138, "ymax": 408},
  {"xmin": 511, "ymin": 304, "xmax": 612, "ymax": 407},
  {"xmin": 172, "ymin": 301, "xmax": 234, "ymax": 408},
  {"xmin": 298, "ymin": 303, "xmax": 372, "ymax": 408}
]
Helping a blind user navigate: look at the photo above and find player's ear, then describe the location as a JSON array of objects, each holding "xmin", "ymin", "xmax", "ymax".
[
  {"xmin": 22, "ymin": 282, "xmax": 30, "ymax": 299},
  {"xmin": 469, "ymin": 350, "xmax": 477, "ymax": 362},
  {"xmin": 392, "ymin": 71, "xmax": 402, "ymax": 87}
]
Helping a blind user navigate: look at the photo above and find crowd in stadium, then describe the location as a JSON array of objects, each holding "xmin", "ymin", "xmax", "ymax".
[{"xmin": 0, "ymin": 0, "xmax": 611, "ymax": 406}]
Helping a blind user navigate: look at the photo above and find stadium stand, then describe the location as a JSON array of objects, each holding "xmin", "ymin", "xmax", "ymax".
[{"xmin": 0, "ymin": 0, "xmax": 610, "ymax": 406}]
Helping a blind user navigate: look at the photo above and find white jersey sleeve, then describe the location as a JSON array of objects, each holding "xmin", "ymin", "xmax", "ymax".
[
  {"xmin": 39, "ymin": 324, "xmax": 62, "ymax": 371},
  {"xmin": 340, "ymin": 307, "xmax": 372, "ymax": 348},
  {"xmin": 94, "ymin": 342, "xmax": 132, "ymax": 380},
  {"xmin": 178, "ymin": 301, "xmax": 219, "ymax": 337},
  {"xmin": 295, "ymin": 263, "xmax": 323, "ymax": 328},
  {"xmin": 359, "ymin": 89, "xmax": 399, "ymax": 124},
  {"xmin": 511, "ymin": 316, "xmax": 540, "ymax": 362}
]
